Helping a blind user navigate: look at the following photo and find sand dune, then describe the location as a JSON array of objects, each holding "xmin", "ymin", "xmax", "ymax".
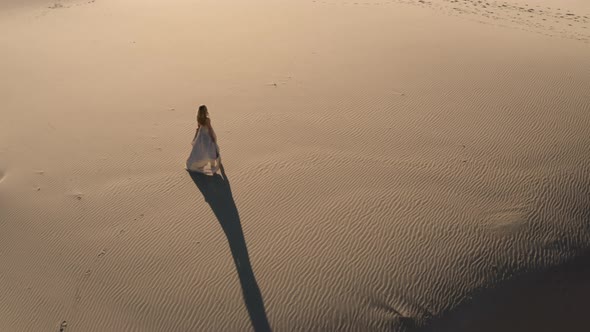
[{"xmin": 1, "ymin": 0, "xmax": 589, "ymax": 331}]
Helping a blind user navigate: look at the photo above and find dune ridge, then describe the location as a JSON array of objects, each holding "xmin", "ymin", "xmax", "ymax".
[{"xmin": 312, "ymin": 0, "xmax": 589, "ymax": 42}]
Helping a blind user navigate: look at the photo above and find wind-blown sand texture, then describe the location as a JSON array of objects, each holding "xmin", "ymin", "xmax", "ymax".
[{"xmin": 1, "ymin": 0, "xmax": 589, "ymax": 331}]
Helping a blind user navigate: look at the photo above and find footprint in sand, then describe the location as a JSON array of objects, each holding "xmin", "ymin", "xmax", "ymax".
[
  {"xmin": 59, "ymin": 320, "xmax": 67, "ymax": 331},
  {"xmin": 48, "ymin": 3, "xmax": 66, "ymax": 9},
  {"xmin": 67, "ymin": 191, "xmax": 84, "ymax": 200}
]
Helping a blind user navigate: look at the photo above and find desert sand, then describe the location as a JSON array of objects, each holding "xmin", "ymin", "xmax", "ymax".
[{"xmin": 1, "ymin": 0, "xmax": 589, "ymax": 331}]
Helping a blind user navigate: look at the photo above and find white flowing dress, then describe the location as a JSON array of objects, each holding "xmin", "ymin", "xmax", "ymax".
[{"xmin": 186, "ymin": 126, "xmax": 220, "ymax": 173}]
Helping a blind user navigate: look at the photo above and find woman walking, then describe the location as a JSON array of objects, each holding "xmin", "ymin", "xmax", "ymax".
[{"xmin": 186, "ymin": 105, "xmax": 220, "ymax": 174}]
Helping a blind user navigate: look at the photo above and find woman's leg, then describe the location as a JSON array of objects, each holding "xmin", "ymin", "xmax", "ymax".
[
  {"xmin": 188, "ymin": 160, "xmax": 207, "ymax": 173},
  {"xmin": 210, "ymin": 158, "xmax": 219, "ymax": 174}
]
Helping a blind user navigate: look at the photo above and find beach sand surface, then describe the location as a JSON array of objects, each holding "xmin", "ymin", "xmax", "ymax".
[{"xmin": 1, "ymin": 0, "xmax": 589, "ymax": 331}]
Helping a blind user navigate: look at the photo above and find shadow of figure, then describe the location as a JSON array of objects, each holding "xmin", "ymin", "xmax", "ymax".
[{"xmin": 188, "ymin": 166, "xmax": 272, "ymax": 332}]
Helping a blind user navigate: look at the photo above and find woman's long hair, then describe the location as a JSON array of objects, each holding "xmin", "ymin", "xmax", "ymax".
[{"xmin": 197, "ymin": 105, "xmax": 209, "ymax": 126}]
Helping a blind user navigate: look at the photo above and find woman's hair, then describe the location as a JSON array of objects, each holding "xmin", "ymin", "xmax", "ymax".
[{"xmin": 197, "ymin": 105, "xmax": 209, "ymax": 126}]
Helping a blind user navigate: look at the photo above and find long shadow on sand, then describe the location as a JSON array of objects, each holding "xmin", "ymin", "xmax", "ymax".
[
  {"xmin": 426, "ymin": 251, "xmax": 590, "ymax": 332},
  {"xmin": 188, "ymin": 167, "xmax": 271, "ymax": 332}
]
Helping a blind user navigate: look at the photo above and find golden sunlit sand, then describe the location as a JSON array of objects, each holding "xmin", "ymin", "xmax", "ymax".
[{"xmin": 1, "ymin": 0, "xmax": 589, "ymax": 331}]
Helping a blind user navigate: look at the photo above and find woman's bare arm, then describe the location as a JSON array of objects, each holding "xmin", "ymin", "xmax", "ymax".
[
  {"xmin": 208, "ymin": 125, "xmax": 217, "ymax": 143},
  {"xmin": 191, "ymin": 126, "xmax": 199, "ymax": 145},
  {"xmin": 207, "ymin": 121, "xmax": 217, "ymax": 143}
]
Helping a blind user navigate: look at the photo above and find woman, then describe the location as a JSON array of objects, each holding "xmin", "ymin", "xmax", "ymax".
[{"xmin": 186, "ymin": 105, "xmax": 220, "ymax": 174}]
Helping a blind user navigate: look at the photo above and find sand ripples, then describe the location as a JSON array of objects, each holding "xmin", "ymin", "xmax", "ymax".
[
  {"xmin": 1, "ymin": 0, "xmax": 589, "ymax": 330},
  {"xmin": 313, "ymin": 0, "xmax": 590, "ymax": 42}
]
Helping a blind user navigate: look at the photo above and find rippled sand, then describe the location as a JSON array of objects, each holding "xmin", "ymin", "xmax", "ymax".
[{"xmin": 1, "ymin": 0, "xmax": 589, "ymax": 331}]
